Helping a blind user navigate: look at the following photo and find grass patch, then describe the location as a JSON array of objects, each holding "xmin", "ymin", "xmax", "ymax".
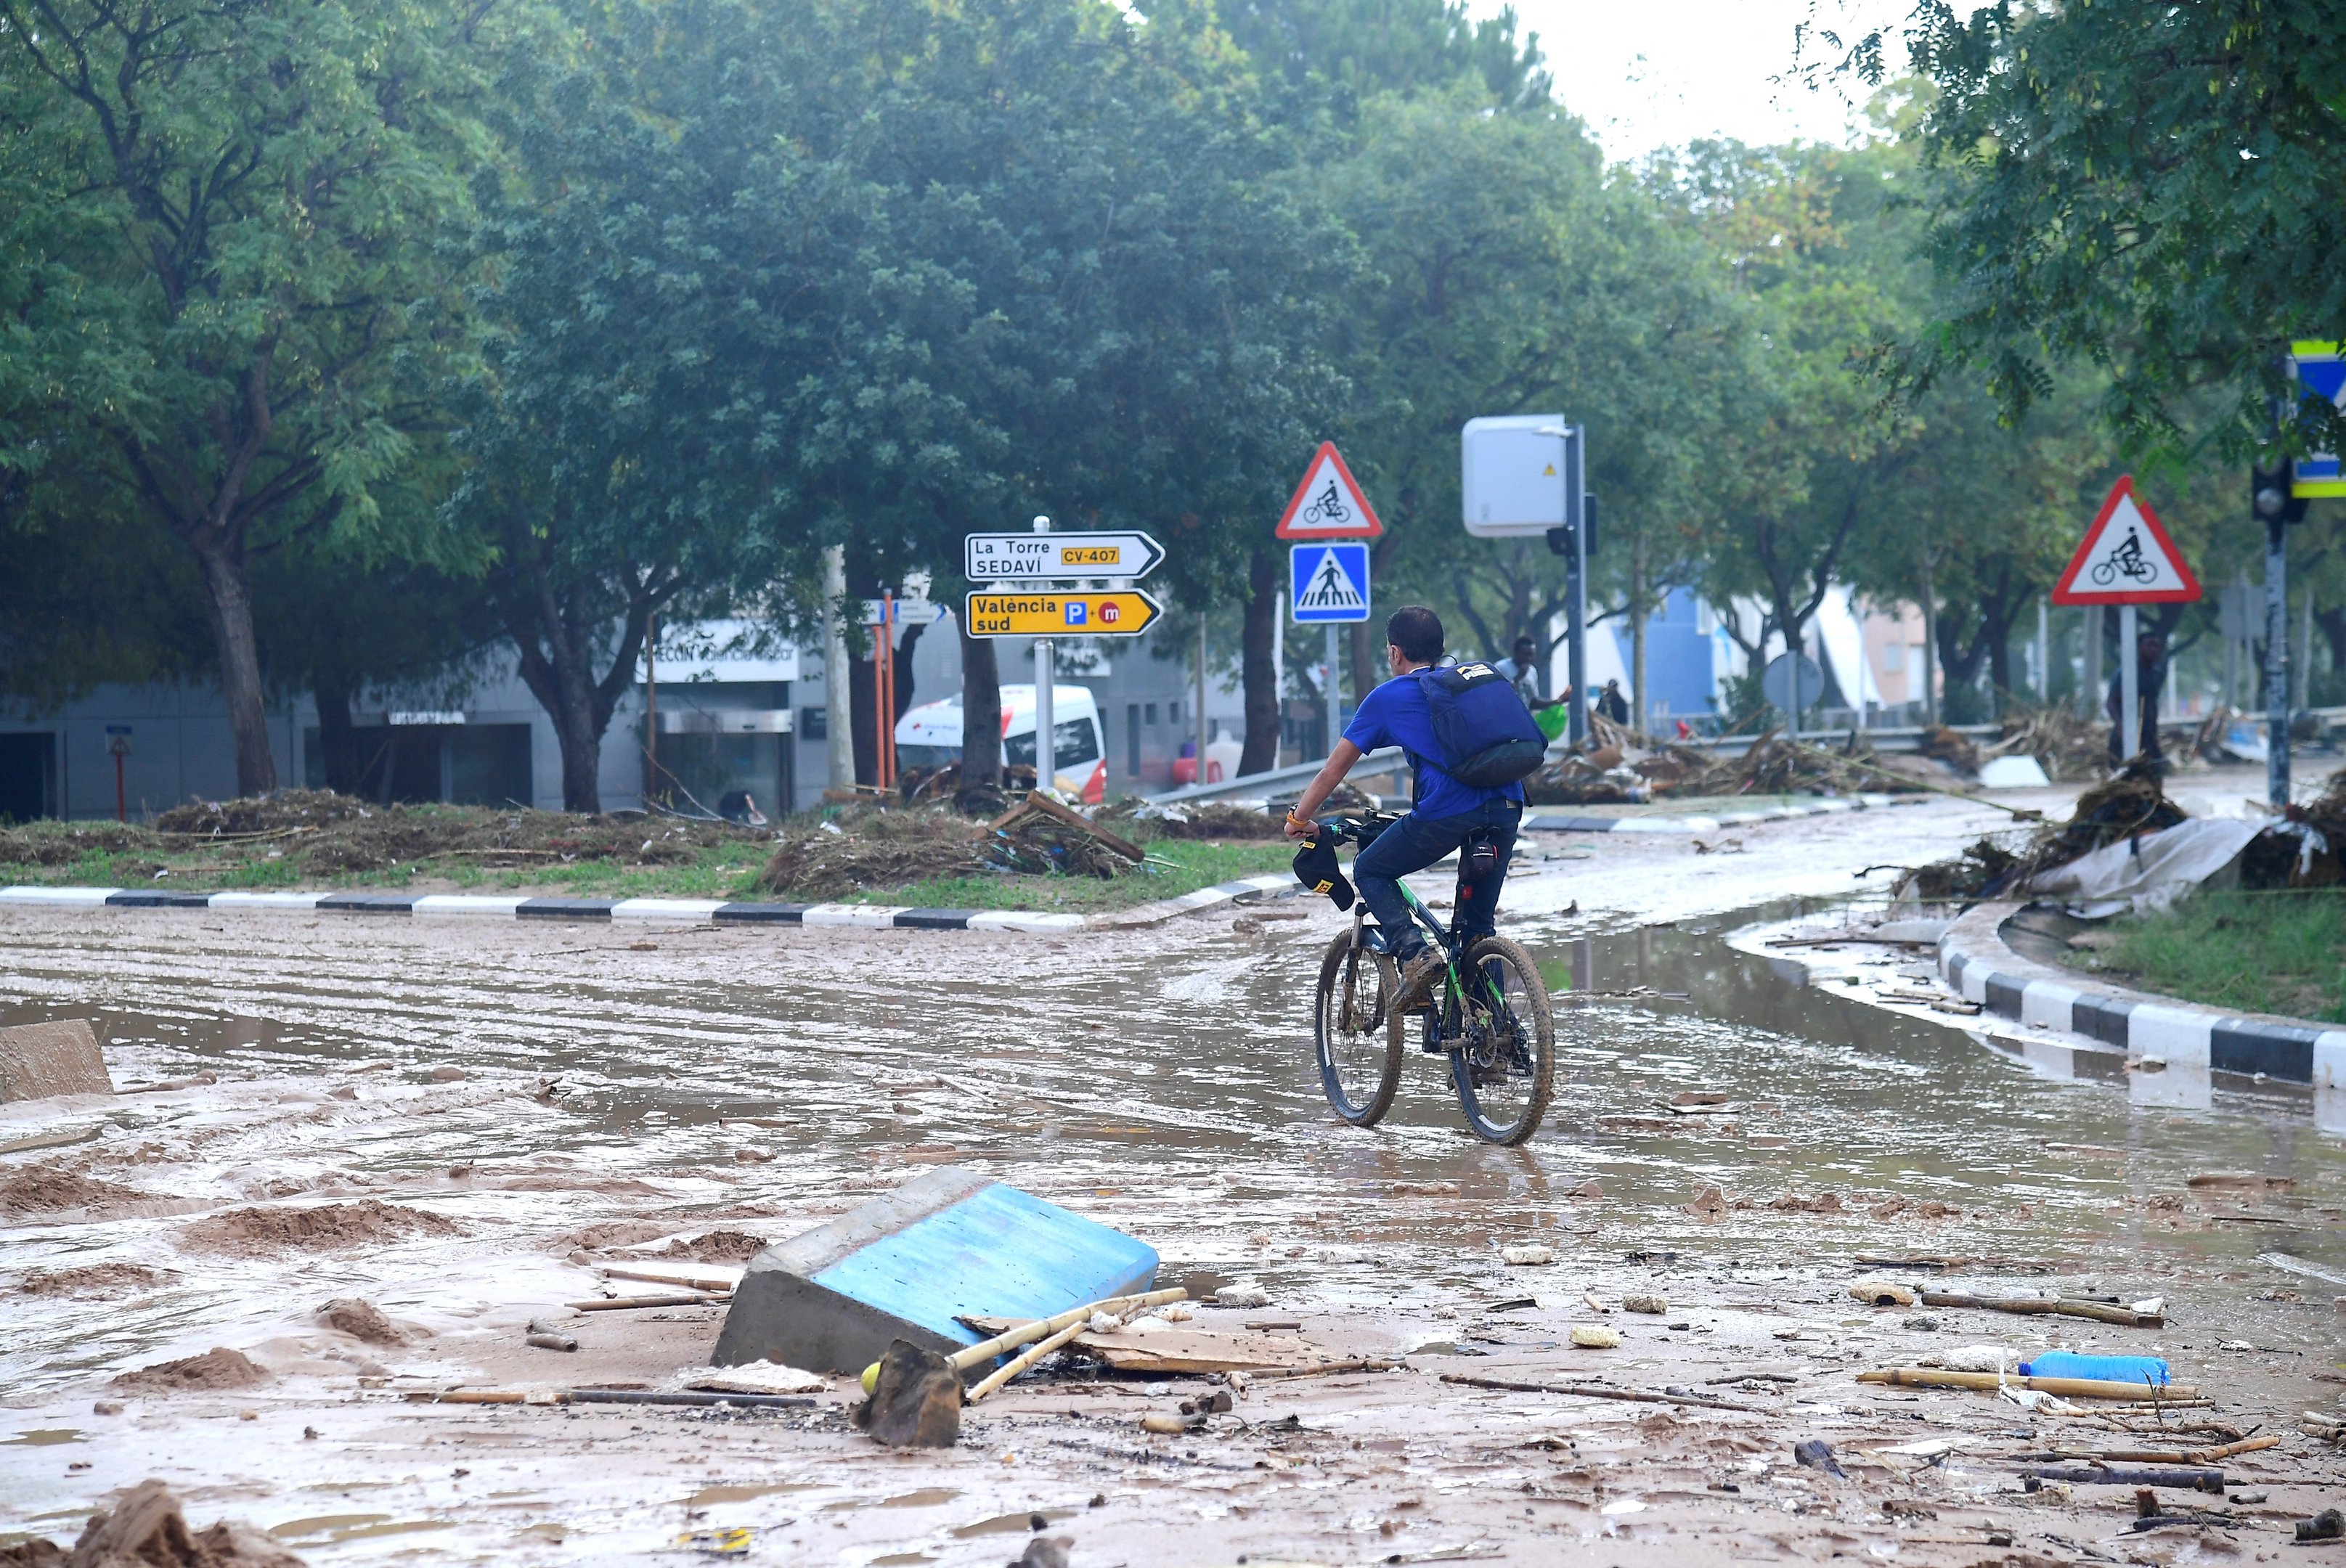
[
  {"xmin": 0, "ymin": 801, "xmax": 1298, "ymax": 912},
  {"xmin": 835, "ymin": 839, "xmax": 1297, "ymax": 912},
  {"xmin": 2059, "ymin": 889, "xmax": 2346, "ymax": 1024}
]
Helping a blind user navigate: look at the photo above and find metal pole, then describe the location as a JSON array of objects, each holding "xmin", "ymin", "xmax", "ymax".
[
  {"xmin": 2265, "ymin": 518, "xmax": 2290, "ymax": 806},
  {"xmin": 1194, "ymin": 613, "xmax": 1209, "ymax": 780},
  {"xmin": 1566, "ymin": 479, "xmax": 1589, "ymax": 746},
  {"xmin": 643, "ymin": 610, "xmax": 658, "ymax": 807},
  {"xmin": 1787, "ymin": 630, "xmax": 1801, "ymax": 744},
  {"xmin": 2081, "ymin": 604, "xmax": 2102, "ymax": 719},
  {"xmin": 2297, "ymin": 586, "xmax": 2313, "ymax": 714},
  {"xmin": 822, "ymin": 544, "xmax": 855, "ymax": 791},
  {"xmin": 1031, "ymin": 517, "xmax": 1051, "ymax": 794},
  {"xmin": 1324, "ymin": 624, "xmax": 1340, "ymax": 751},
  {"xmin": 2036, "ymin": 598, "xmax": 2049, "ymax": 701},
  {"xmin": 2119, "ymin": 603, "xmax": 2139, "ymax": 762}
]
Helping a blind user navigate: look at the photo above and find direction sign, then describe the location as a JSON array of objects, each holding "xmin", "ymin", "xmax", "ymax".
[
  {"xmin": 964, "ymin": 531, "xmax": 1165, "ymax": 581},
  {"xmin": 1275, "ymin": 442, "xmax": 1383, "ymax": 539},
  {"xmin": 1290, "ymin": 542, "xmax": 1370, "ymax": 623},
  {"xmin": 2289, "ymin": 341, "xmax": 2346, "ymax": 497},
  {"xmin": 963, "ymin": 589, "xmax": 1163, "ymax": 639},
  {"xmin": 2051, "ymin": 476, "xmax": 2202, "ymax": 605}
]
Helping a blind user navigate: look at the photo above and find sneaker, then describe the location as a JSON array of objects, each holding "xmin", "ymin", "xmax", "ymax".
[{"xmin": 1392, "ymin": 947, "xmax": 1445, "ymax": 1015}]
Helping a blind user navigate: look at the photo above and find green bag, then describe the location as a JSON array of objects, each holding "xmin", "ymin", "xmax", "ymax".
[{"xmin": 1533, "ymin": 703, "xmax": 1570, "ymax": 743}]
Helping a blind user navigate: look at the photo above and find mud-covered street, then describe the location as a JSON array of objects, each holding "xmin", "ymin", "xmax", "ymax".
[{"xmin": 5, "ymin": 782, "xmax": 2345, "ymax": 1565}]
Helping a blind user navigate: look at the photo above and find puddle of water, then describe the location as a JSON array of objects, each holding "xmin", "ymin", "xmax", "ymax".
[
  {"xmin": 267, "ymin": 1514, "xmax": 452, "ymax": 1545},
  {"xmin": 682, "ymin": 1482, "xmax": 821, "ymax": 1507},
  {"xmin": 952, "ymin": 1508, "xmax": 1075, "ymax": 1538},
  {"xmin": 4, "ymin": 1431, "xmax": 82, "ymax": 1446},
  {"xmin": 823, "ymin": 1489, "xmax": 961, "ymax": 1514}
]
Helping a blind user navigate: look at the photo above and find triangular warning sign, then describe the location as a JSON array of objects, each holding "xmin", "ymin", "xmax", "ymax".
[
  {"xmin": 1275, "ymin": 441, "xmax": 1383, "ymax": 539},
  {"xmin": 2050, "ymin": 476, "xmax": 2202, "ymax": 605},
  {"xmin": 1296, "ymin": 548, "xmax": 1367, "ymax": 613}
]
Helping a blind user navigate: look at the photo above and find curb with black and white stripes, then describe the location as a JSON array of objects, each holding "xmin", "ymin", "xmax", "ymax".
[
  {"xmin": 0, "ymin": 873, "xmax": 1299, "ymax": 936},
  {"xmin": 1939, "ymin": 901, "xmax": 2346, "ymax": 1093},
  {"xmin": 1524, "ymin": 791, "xmax": 1904, "ymax": 836}
]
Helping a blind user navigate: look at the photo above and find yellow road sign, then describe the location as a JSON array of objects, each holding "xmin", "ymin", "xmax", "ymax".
[{"xmin": 964, "ymin": 589, "xmax": 1163, "ymax": 638}]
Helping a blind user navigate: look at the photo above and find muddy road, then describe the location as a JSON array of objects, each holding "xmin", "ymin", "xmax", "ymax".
[{"xmin": 4, "ymin": 785, "xmax": 2343, "ymax": 1564}]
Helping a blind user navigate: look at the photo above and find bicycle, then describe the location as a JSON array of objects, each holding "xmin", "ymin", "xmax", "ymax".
[{"xmin": 1306, "ymin": 811, "xmax": 1555, "ymax": 1145}]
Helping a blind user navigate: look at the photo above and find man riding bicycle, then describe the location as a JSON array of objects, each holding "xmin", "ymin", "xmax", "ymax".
[{"xmin": 1284, "ymin": 606, "xmax": 1532, "ymax": 1011}]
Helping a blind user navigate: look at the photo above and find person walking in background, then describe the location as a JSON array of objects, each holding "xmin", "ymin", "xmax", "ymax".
[
  {"xmin": 1493, "ymin": 635, "xmax": 1546, "ymax": 706},
  {"xmin": 1596, "ymin": 679, "xmax": 1629, "ymax": 726},
  {"xmin": 2106, "ymin": 629, "xmax": 2166, "ymax": 767}
]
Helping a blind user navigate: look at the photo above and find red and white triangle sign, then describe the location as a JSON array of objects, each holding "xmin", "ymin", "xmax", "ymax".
[
  {"xmin": 2050, "ymin": 476, "xmax": 2202, "ymax": 605},
  {"xmin": 1275, "ymin": 441, "xmax": 1383, "ymax": 539}
]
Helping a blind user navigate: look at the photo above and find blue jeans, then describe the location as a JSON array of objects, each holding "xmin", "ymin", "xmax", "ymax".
[{"xmin": 1352, "ymin": 799, "xmax": 1520, "ymax": 957}]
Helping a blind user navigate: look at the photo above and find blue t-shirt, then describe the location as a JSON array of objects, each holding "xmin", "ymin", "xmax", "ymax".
[{"xmin": 1343, "ymin": 669, "xmax": 1526, "ymax": 822}]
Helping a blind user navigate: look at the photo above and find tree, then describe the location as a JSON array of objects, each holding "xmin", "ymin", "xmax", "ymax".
[
  {"xmin": 0, "ymin": 0, "xmax": 494, "ymax": 793},
  {"xmin": 1830, "ymin": 3, "xmax": 2346, "ymax": 464}
]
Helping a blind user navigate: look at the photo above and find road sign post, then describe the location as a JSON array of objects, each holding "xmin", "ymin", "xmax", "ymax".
[
  {"xmin": 1290, "ymin": 541, "xmax": 1369, "ymax": 745},
  {"xmin": 1464, "ymin": 416, "xmax": 1588, "ymax": 740},
  {"xmin": 2050, "ymin": 475, "xmax": 2202, "ymax": 766},
  {"xmin": 1276, "ymin": 446, "xmax": 1381, "ymax": 742}
]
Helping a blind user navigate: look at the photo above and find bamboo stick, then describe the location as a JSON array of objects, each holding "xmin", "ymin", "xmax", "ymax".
[
  {"xmin": 1857, "ymin": 1368, "xmax": 2197, "ymax": 1400},
  {"xmin": 966, "ymin": 1320, "xmax": 1090, "ymax": 1400},
  {"xmin": 1918, "ymin": 1291, "xmax": 2162, "ymax": 1328},
  {"xmin": 569, "ymin": 1293, "xmax": 723, "ymax": 1312},
  {"xmin": 947, "ymin": 1288, "xmax": 1187, "ymax": 1373},
  {"xmin": 600, "ymin": 1265, "xmax": 740, "ymax": 1293},
  {"xmin": 1440, "ymin": 1373, "xmax": 1769, "ymax": 1413}
]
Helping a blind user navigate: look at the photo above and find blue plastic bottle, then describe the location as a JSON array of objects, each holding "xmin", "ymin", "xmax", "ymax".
[{"xmin": 2017, "ymin": 1352, "xmax": 2170, "ymax": 1387}]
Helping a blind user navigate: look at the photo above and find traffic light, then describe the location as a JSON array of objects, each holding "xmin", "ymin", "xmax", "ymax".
[
  {"xmin": 1544, "ymin": 494, "xmax": 1599, "ymax": 558},
  {"xmin": 2252, "ymin": 460, "xmax": 2309, "ymax": 526}
]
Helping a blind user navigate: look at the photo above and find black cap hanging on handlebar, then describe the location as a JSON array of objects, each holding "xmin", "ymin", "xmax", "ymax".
[{"xmin": 1290, "ymin": 832, "xmax": 1356, "ymax": 912}]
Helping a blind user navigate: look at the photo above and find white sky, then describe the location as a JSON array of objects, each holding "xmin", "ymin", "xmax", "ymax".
[{"xmin": 1496, "ymin": 0, "xmax": 1918, "ymax": 160}]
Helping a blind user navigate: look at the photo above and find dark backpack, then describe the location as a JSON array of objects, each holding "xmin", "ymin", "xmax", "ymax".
[{"xmin": 1412, "ymin": 662, "xmax": 1548, "ymax": 788}]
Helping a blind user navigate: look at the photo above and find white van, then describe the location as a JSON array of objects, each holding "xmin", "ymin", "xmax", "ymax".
[{"xmin": 893, "ymin": 684, "xmax": 1106, "ymax": 802}]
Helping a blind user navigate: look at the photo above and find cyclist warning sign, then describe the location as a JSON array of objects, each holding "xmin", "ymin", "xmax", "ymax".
[
  {"xmin": 2051, "ymin": 475, "xmax": 2202, "ymax": 605},
  {"xmin": 1275, "ymin": 441, "xmax": 1383, "ymax": 539}
]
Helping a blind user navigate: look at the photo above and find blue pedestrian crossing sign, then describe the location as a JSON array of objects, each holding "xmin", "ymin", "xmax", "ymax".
[
  {"xmin": 2290, "ymin": 342, "xmax": 2346, "ymax": 497},
  {"xmin": 1290, "ymin": 542, "xmax": 1371, "ymax": 623}
]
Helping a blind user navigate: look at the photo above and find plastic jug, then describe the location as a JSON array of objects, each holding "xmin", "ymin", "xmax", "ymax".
[{"xmin": 2016, "ymin": 1352, "xmax": 2170, "ymax": 1387}]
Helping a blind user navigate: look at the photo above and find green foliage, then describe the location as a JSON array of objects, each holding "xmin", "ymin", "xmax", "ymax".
[
  {"xmin": 0, "ymin": 0, "xmax": 500, "ymax": 785},
  {"xmin": 1838, "ymin": 1, "xmax": 2346, "ymax": 465}
]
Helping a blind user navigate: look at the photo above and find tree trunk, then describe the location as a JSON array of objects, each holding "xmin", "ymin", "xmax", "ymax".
[
  {"xmin": 1630, "ymin": 529, "xmax": 1649, "ymax": 737},
  {"xmin": 502, "ymin": 565, "xmax": 656, "ymax": 816},
  {"xmin": 1347, "ymin": 621, "xmax": 1376, "ymax": 706},
  {"xmin": 1239, "ymin": 550, "xmax": 1280, "ymax": 776},
  {"xmin": 1918, "ymin": 555, "xmax": 1939, "ymax": 726},
  {"xmin": 958, "ymin": 619, "xmax": 1002, "ymax": 789},
  {"xmin": 315, "ymin": 687, "xmax": 363, "ymax": 795},
  {"xmin": 192, "ymin": 539, "xmax": 278, "ymax": 796}
]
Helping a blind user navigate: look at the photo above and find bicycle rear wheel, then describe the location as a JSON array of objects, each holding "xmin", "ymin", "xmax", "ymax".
[
  {"xmin": 1313, "ymin": 931, "xmax": 1404, "ymax": 1127},
  {"xmin": 1448, "ymin": 935, "xmax": 1555, "ymax": 1146}
]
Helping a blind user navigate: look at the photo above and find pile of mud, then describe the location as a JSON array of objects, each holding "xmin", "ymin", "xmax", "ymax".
[
  {"xmin": 8, "ymin": 1478, "xmax": 305, "ymax": 1567},
  {"xmin": 181, "ymin": 1200, "xmax": 461, "ymax": 1254},
  {"xmin": 0, "ymin": 1167, "xmax": 152, "ymax": 1215},
  {"xmin": 110, "ymin": 1346, "xmax": 269, "ymax": 1392},
  {"xmin": 16, "ymin": 1263, "xmax": 174, "ymax": 1297},
  {"xmin": 647, "ymin": 1229, "xmax": 769, "ymax": 1262}
]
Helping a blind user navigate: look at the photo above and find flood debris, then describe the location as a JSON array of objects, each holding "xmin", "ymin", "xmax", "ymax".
[
  {"xmin": 854, "ymin": 1339, "xmax": 964, "ymax": 1448},
  {"xmin": 1568, "ymin": 1326, "xmax": 1621, "ymax": 1348},
  {"xmin": 2300, "ymin": 1508, "xmax": 2346, "ymax": 1542},
  {"xmin": 1792, "ymin": 1439, "xmax": 1846, "ymax": 1477},
  {"xmin": 524, "ymin": 1320, "xmax": 579, "ymax": 1352},
  {"xmin": 1857, "ymin": 1368, "xmax": 2200, "ymax": 1400},
  {"xmin": 5, "ymin": 1479, "xmax": 306, "ymax": 1568},
  {"xmin": 1895, "ymin": 762, "xmax": 2182, "ymax": 899},
  {"xmin": 715, "ymin": 1166, "xmax": 1159, "ymax": 1376},
  {"xmin": 0, "ymin": 1019, "xmax": 112, "ymax": 1102},
  {"xmin": 1918, "ymin": 1289, "xmax": 2162, "ymax": 1327}
]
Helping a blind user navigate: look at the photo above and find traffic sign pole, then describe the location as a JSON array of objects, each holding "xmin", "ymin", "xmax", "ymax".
[
  {"xmin": 1031, "ymin": 518, "xmax": 1052, "ymax": 794},
  {"xmin": 2119, "ymin": 603, "xmax": 2139, "ymax": 763},
  {"xmin": 2265, "ymin": 515, "xmax": 2289, "ymax": 804}
]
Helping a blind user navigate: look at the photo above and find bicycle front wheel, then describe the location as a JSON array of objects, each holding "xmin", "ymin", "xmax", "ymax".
[
  {"xmin": 1313, "ymin": 931, "xmax": 1404, "ymax": 1127},
  {"xmin": 1449, "ymin": 935, "xmax": 1555, "ymax": 1146}
]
